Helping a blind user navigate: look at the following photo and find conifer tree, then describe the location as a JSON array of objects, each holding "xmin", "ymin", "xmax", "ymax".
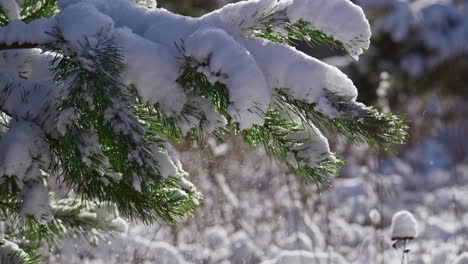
[{"xmin": 0, "ymin": 0, "xmax": 408, "ymax": 262}]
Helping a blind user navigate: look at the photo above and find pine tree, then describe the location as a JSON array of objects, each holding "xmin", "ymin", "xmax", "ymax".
[{"xmin": 0, "ymin": 0, "xmax": 408, "ymax": 262}]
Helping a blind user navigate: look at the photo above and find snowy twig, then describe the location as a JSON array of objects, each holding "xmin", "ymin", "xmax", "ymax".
[{"xmin": 0, "ymin": 42, "xmax": 39, "ymax": 50}]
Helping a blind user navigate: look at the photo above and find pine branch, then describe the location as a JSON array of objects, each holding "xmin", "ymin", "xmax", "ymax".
[
  {"xmin": 176, "ymin": 56, "xmax": 342, "ymax": 187},
  {"xmin": 177, "ymin": 54, "xmax": 230, "ymax": 118},
  {"xmin": 0, "ymin": 239, "xmax": 41, "ymax": 264},
  {"xmin": 276, "ymin": 89, "xmax": 409, "ymax": 153},
  {"xmin": 240, "ymin": 109, "xmax": 342, "ymax": 187},
  {"xmin": 44, "ymin": 26, "xmax": 201, "ymax": 224},
  {"xmin": 21, "ymin": 0, "xmax": 60, "ymax": 23},
  {"xmin": 0, "ymin": 13, "xmax": 9, "ymax": 27},
  {"xmin": 255, "ymin": 20, "xmax": 346, "ymax": 51}
]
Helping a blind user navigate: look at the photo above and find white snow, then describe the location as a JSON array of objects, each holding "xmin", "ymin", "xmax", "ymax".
[
  {"xmin": 184, "ymin": 27, "xmax": 270, "ymax": 129},
  {"xmin": 0, "ymin": 18, "xmax": 55, "ymax": 45},
  {"xmin": 0, "ymin": 121, "xmax": 50, "ymax": 188},
  {"xmin": 391, "ymin": 210, "xmax": 418, "ymax": 239},
  {"xmin": 0, "ymin": 0, "xmax": 369, "ymax": 130},
  {"xmin": 0, "ymin": 221, "xmax": 4, "ymax": 240},
  {"xmin": 243, "ymin": 37, "xmax": 358, "ymax": 110},
  {"xmin": 0, "ymin": 0, "xmax": 20, "ymax": 20},
  {"xmin": 115, "ymin": 27, "xmax": 187, "ymax": 115},
  {"xmin": 57, "ymin": 108, "xmax": 78, "ymax": 135},
  {"xmin": 285, "ymin": 119, "xmax": 334, "ymax": 168},
  {"xmin": 287, "ymin": 0, "xmax": 371, "ymax": 59},
  {"xmin": 261, "ymin": 250, "xmax": 348, "ymax": 264},
  {"xmin": 454, "ymin": 253, "xmax": 468, "ymax": 264},
  {"xmin": 0, "ymin": 240, "xmax": 25, "ymax": 261},
  {"xmin": 20, "ymin": 181, "xmax": 53, "ymax": 223},
  {"xmin": 58, "ymin": 2, "xmax": 114, "ymax": 51}
]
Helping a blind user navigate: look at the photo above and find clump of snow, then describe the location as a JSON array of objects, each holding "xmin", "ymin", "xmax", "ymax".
[
  {"xmin": 20, "ymin": 181, "xmax": 53, "ymax": 223},
  {"xmin": 0, "ymin": 121, "xmax": 51, "ymax": 188},
  {"xmin": 109, "ymin": 217, "xmax": 128, "ymax": 233},
  {"xmin": 115, "ymin": 27, "xmax": 187, "ymax": 115},
  {"xmin": 0, "ymin": 18, "xmax": 55, "ymax": 45},
  {"xmin": 184, "ymin": 27, "xmax": 269, "ymax": 129},
  {"xmin": 369, "ymin": 208, "xmax": 381, "ymax": 225},
  {"xmin": 0, "ymin": 0, "xmax": 19, "ymax": 20},
  {"xmin": 287, "ymin": 0, "xmax": 371, "ymax": 59},
  {"xmin": 244, "ymin": 38, "xmax": 358, "ymax": 108},
  {"xmin": 57, "ymin": 108, "xmax": 78, "ymax": 135},
  {"xmin": 0, "ymin": 240, "xmax": 25, "ymax": 262},
  {"xmin": 58, "ymin": 2, "xmax": 114, "ymax": 50},
  {"xmin": 151, "ymin": 146, "xmax": 179, "ymax": 178},
  {"xmin": 286, "ymin": 121, "xmax": 334, "ymax": 168},
  {"xmin": 391, "ymin": 210, "xmax": 418, "ymax": 239},
  {"xmin": 0, "ymin": 72, "xmax": 57, "ymax": 133},
  {"xmin": 136, "ymin": 0, "xmax": 157, "ymax": 9}
]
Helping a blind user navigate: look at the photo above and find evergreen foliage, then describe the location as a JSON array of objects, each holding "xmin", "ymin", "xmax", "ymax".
[{"xmin": 0, "ymin": 0, "xmax": 408, "ymax": 262}]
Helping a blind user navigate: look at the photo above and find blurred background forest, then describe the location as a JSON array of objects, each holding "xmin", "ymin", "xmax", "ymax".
[{"xmin": 48, "ymin": 0, "xmax": 468, "ymax": 263}]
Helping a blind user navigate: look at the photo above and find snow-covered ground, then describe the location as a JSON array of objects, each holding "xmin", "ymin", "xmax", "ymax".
[{"xmin": 46, "ymin": 94, "xmax": 468, "ymax": 264}]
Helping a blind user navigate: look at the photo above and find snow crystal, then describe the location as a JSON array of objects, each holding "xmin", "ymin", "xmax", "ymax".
[{"xmin": 391, "ymin": 210, "xmax": 418, "ymax": 239}]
